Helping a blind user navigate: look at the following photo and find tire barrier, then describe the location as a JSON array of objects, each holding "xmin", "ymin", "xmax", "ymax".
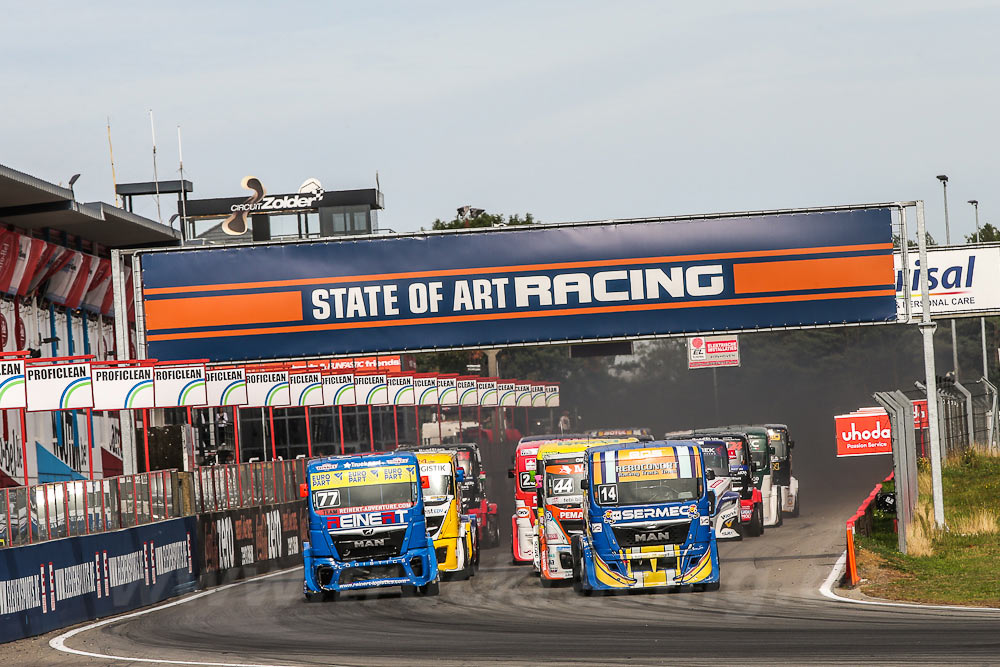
[
  {"xmin": 197, "ymin": 500, "xmax": 307, "ymax": 587},
  {"xmin": 845, "ymin": 471, "xmax": 893, "ymax": 587},
  {"xmin": 0, "ymin": 516, "xmax": 198, "ymax": 643}
]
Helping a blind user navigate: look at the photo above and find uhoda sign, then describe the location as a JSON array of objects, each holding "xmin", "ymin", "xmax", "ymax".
[{"xmin": 134, "ymin": 206, "xmax": 897, "ymax": 362}]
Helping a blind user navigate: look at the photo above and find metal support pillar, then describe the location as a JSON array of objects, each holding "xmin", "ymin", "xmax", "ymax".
[
  {"xmin": 916, "ymin": 201, "xmax": 946, "ymax": 529},
  {"xmin": 952, "ymin": 379, "xmax": 975, "ymax": 448}
]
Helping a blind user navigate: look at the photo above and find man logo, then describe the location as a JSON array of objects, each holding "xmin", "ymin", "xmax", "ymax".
[
  {"xmin": 634, "ymin": 531, "xmax": 672, "ymax": 543},
  {"xmin": 361, "ymin": 528, "xmax": 376, "ymax": 536},
  {"xmin": 221, "ymin": 176, "xmax": 265, "ymax": 236}
]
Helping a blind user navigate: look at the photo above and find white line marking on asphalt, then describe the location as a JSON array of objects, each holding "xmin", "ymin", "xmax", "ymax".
[
  {"xmin": 819, "ymin": 550, "xmax": 1000, "ymax": 613},
  {"xmin": 49, "ymin": 566, "xmax": 319, "ymax": 667}
]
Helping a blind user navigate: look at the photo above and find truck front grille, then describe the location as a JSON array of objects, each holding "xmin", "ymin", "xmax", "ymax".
[
  {"xmin": 339, "ymin": 564, "xmax": 406, "ymax": 585},
  {"xmin": 331, "ymin": 526, "xmax": 407, "ymax": 561},
  {"xmin": 612, "ymin": 522, "xmax": 691, "ymax": 548}
]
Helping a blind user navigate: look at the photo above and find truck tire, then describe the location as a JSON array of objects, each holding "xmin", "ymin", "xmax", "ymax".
[
  {"xmin": 401, "ymin": 584, "xmax": 417, "ymax": 597},
  {"xmin": 695, "ymin": 581, "xmax": 721, "ymax": 592},
  {"xmin": 487, "ymin": 515, "xmax": 500, "ymax": 548},
  {"xmin": 747, "ymin": 506, "xmax": 764, "ymax": 537},
  {"xmin": 774, "ymin": 494, "xmax": 784, "ymax": 527},
  {"xmin": 790, "ymin": 494, "xmax": 800, "ymax": 518},
  {"xmin": 420, "ymin": 580, "xmax": 440, "ymax": 596}
]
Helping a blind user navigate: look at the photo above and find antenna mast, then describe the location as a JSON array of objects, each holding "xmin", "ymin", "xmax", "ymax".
[
  {"xmin": 107, "ymin": 117, "xmax": 121, "ymax": 207},
  {"xmin": 177, "ymin": 125, "xmax": 189, "ymax": 243},
  {"xmin": 148, "ymin": 109, "xmax": 163, "ymax": 223}
]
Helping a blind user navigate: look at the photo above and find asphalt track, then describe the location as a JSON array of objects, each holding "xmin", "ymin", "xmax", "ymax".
[{"xmin": 21, "ymin": 427, "xmax": 1000, "ymax": 666}]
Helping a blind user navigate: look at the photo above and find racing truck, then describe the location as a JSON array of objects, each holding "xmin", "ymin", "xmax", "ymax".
[
  {"xmin": 684, "ymin": 428, "xmax": 768, "ymax": 535},
  {"xmin": 401, "ymin": 442, "xmax": 500, "ymax": 547},
  {"xmin": 723, "ymin": 425, "xmax": 782, "ymax": 528},
  {"xmin": 676, "ymin": 438, "xmax": 743, "ymax": 540},
  {"xmin": 571, "ymin": 440, "xmax": 721, "ymax": 594},
  {"xmin": 301, "ymin": 451, "xmax": 439, "ymax": 600},
  {"xmin": 415, "ymin": 450, "xmax": 478, "ymax": 580},
  {"xmin": 765, "ymin": 423, "xmax": 799, "ymax": 517},
  {"xmin": 509, "ymin": 439, "xmax": 541, "ymax": 564}
]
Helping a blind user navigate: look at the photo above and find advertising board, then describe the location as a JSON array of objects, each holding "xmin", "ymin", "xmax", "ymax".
[
  {"xmin": 245, "ymin": 371, "xmax": 290, "ymax": 408},
  {"xmin": 25, "ymin": 362, "xmax": 93, "ymax": 412},
  {"xmin": 498, "ymin": 380, "xmax": 517, "ymax": 406},
  {"xmin": 355, "ymin": 373, "xmax": 388, "ymax": 405},
  {"xmin": 414, "ymin": 374, "xmax": 438, "ymax": 405},
  {"xmin": 92, "ymin": 365, "xmax": 155, "ymax": 411},
  {"xmin": 515, "ymin": 382, "xmax": 533, "ymax": 406},
  {"xmin": 437, "ymin": 375, "xmax": 458, "ymax": 406},
  {"xmin": 153, "ymin": 364, "xmax": 207, "ymax": 408},
  {"xmin": 0, "ymin": 358, "xmax": 26, "ymax": 409},
  {"xmin": 388, "ymin": 373, "xmax": 415, "ymax": 406},
  {"xmin": 134, "ymin": 208, "xmax": 896, "ymax": 361},
  {"xmin": 289, "ymin": 371, "xmax": 323, "ymax": 406},
  {"xmin": 206, "ymin": 368, "xmax": 248, "ymax": 407},
  {"xmin": 895, "ymin": 245, "xmax": 1000, "ymax": 319},
  {"xmin": 687, "ymin": 335, "xmax": 740, "ymax": 369},
  {"xmin": 478, "ymin": 379, "xmax": 498, "ymax": 407},
  {"xmin": 322, "ymin": 373, "xmax": 355, "ymax": 406},
  {"xmin": 835, "ymin": 411, "xmax": 892, "ymax": 457}
]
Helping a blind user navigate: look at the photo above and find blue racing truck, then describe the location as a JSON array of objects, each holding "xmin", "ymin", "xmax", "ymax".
[
  {"xmin": 571, "ymin": 440, "xmax": 720, "ymax": 594},
  {"xmin": 301, "ymin": 452, "xmax": 440, "ymax": 601}
]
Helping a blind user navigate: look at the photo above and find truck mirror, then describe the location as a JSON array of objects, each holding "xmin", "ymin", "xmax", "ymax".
[
  {"xmin": 789, "ymin": 440, "xmax": 796, "ymax": 449},
  {"xmin": 708, "ymin": 493, "xmax": 716, "ymax": 515},
  {"xmin": 457, "ymin": 468, "xmax": 466, "ymax": 483},
  {"xmin": 507, "ymin": 468, "xmax": 515, "ymax": 479},
  {"xmin": 581, "ymin": 477, "xmax": 589, "ymax": 490},
  {"xmin": 299, "ymin": 483, "xmax": 308, "ymax": 499},
  {"xmin": 705, "ymin": 469, "xmax": 716, "ymax": 481}
]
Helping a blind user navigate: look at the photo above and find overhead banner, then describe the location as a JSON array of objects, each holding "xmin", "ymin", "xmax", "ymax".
[
  {"xmin": 437, "ymin": 376, "xmax": 458, "ymax": 406},
  {"xmin": 498, "ymin": 380, "xmax": 517, "ymax": 407},
  {"xmin": 478, "ymin": 379, "xmax": 498, "ymax": 407},
  {"xmin": 26, "ymin": 362, "xmax": 93, "ymax": 412},
  {"xmin": 92, "ymin": 365, "xmax": 155, "ymax": 411},
  {"xmin": 289, "ymin": 371, "xmax": 323, "ymax": 406},
  {"xmin": 135, "ymin": 207, "xmax": 897, "ymax": 361},
  {"xmin": 154, "ymin": 364, "xmax": 208, "ymax": 408},
  {"xmin": 835, "ymin": 411, "xmax": 892, "ymax": 457},
  {"xmin": 246, "ymin": 371, "xmax": 290, "ymax": 408},
  {"xmin": 356, "ymin": 373, "xmax": 388, "ymax": 405},
  {"xmin": 414, "ymin": 374, "xmax": 438, "ymax": 405},
  {"xmin": 0, "ymin": 359, "xmax": 26, "ymax": 410},
  {"xmin": 458, "ymin": 378, "xmax": 478, "ymax": 406},
  {"xmin": 515, "ymin": 382, "xmax": 533, "ymax": 407},
  {"xmin": 895, "ymin": 245, "xmax": 1000, "ymax": 319},
  {"xmin": 328, "ymin": 356, "xmax": 402, "ymax": 373},
  {"xmin": 388, "ymin": 373, "xmax": 415, "ymax": 405},
  {"xmin": 687, "ymin": 334, "xmax": 740, "ymax": 369},
  {"xmin": 206, "ymin": 368, "xmax": 248, "ymax": 407},
  {"xmin": 322, "ymin": 373, "xmax": 355, "ymax": 406}
]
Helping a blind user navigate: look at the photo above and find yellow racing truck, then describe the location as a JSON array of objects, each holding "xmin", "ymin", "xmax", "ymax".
[{"xmin": 415, "ymin": 450, "xmax": 478, "ymax": 581}]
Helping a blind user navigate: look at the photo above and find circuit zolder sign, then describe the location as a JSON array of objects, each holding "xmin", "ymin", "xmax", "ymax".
[{"xmin": 134, "ymin": 208, "xmax": 897, "ymax": 362}]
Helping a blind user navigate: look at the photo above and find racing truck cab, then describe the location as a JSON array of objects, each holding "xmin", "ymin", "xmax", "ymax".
[
  {"xmin": 415, "ymin": 450, "xmax": 478, "ymax": 580},
  {"xmin": 723, "ymin": 425, "xmax": 782, "ymax": 528},
  {"xmin": 509, "ymin": 440, "xmax": 541, "ymax": 563},
  {"xmin": 301, "ymin": 452, "xmax": 439, "ymax": 600},
  {"xmin": 400, "ymin": 442, "xmax": 500, "ymax": 547},
  {"xmin": 765, "ymin": 423, "xmax": 799, "ymax": 517},
  {"xmin": 572, "ymin": 440, "xmax": 721, "ymax": 594},
  {"xmin": 666, "ymin": 437, "xmax": 743, "ymax": 540}
]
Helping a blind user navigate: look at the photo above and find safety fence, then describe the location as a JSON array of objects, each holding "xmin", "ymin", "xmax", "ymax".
[
  {"xmin": 192, "ymin": 458, "xmax": 309, "ymax": 514},
  {"xmin": 0, "ymin": 470, "xmax": 184, "ymax": 548},
  {"xmin": 845, "ymin": 471, "xmax": 893, "ymax": 587}
]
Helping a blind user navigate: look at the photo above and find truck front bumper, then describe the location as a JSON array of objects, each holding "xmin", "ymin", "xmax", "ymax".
[
  {"xmin": 303, "ymin": 543, "xmax": 438, "ymax": 593},
  {"xmin": 579, "ymin": 542, "xmax": 720, "ymax": 591}
]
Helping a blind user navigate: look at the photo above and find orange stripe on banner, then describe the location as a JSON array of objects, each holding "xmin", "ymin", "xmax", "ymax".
[
  {"xmin": 144, "ymin": 292, "xmax": 303, "ymax": 330},
  {"xmin": 142, "ymin": 243, "xmax": 894, "ymax": 296},
  {"xmin": 146, "ymin": 289, "xmax": 895, "ymax": 342},
  {"xmin": 733, "ymin": 255, "xmax": 893, "ymax": 295}
]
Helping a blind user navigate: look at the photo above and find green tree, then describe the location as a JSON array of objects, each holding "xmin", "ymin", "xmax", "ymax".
[
  {"xmin": 429, "ymin": 211, "xmax": 536, "ymax": 230},
  {"xmin": 965, "ymin": 222, "xmax": 1000, "ymax": 243}
]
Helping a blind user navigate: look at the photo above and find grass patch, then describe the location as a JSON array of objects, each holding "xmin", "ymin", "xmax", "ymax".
[{"xmin": 854, "ymin": 447, "xmax": 1000, "ymax": 607}]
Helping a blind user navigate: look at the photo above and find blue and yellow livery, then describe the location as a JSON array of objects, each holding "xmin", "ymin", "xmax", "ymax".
[{"xmin": 571, "ymin": 440, "xmax": 721, "ymax": 594}]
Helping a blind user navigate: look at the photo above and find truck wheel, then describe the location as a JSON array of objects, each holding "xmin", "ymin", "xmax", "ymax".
[
  {"xmin": 540, "ymin": 575, "xmax": 555, "ymax": 588},
  {"xmin": 420, "ymin": 580, "xmax": 440, "ymax": 596},
  {"xmin": 487, "ymin": 516, "xmax": 500, "ymax": 548},
  {"xmin": 748, "ymin": 506, "xmax": 764, "ymax": 537},
  {"xmin": 400, "ymin": 584, "xmax": 417, "ymax": 597},
  {"xmin": 695, "ymin": 581, "xmax": 721, "ymax": 592},
  {"xmin": 790, "ymin": 494, "xmax": 800, "ymax": 518},
  {"xmin": 775, "ymin": 495, "xmax": 784, "ymax": 527}
]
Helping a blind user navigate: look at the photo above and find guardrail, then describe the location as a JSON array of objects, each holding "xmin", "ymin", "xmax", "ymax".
[
  {"xmin": 845, "ymin": 471, "xmax": 894, "ymax": 586},
  {"xmin": 192, "ymin": 458, "xmax": 309, "ymax": 514},
  {"xmin": 0, "ymin": 470, "xmax": 185, "ymax": 548}
]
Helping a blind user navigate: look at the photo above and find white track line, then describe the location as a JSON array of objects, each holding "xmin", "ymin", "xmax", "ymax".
[
  {"xmin": 819, "ymin": 550, "xmax": 1000, "ymax": 613},
  {"xmin": 49, "ymin": 567, "xmax": 318, "ymax": 667}
]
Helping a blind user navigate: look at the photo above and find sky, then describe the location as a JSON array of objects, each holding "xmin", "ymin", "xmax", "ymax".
[{"xmin": 2, "ymin": 1, "xmax": 998, "ymax": 241}]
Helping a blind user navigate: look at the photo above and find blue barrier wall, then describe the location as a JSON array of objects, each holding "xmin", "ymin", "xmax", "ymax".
[{"xmin": 0, "ymin": 516, "xmax": 199, "ymax": 643}]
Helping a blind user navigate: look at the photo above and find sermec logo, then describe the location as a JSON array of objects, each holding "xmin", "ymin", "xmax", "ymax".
[
  {"xmin": 835, "ymin": 412, "xmax": 892, "ymax": 457},
  {"xmin": 606, "ymin": 505, "xmax": 698, "ymax": 522}
]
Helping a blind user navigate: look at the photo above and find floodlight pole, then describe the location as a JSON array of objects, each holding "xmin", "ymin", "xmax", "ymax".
[
  {"xmin": 938, "ymin": 175, "xmax": 960, "ymax": 378},
  {"xmin": 916, "ymin": 201, "xmax": 946, "ymax": 529},
  {"xmin": 969, "ymin": 200, "xmax": 989, "ymax": 385}
]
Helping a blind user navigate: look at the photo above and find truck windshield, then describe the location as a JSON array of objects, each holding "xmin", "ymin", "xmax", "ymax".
[
  {"xmin": 593, "ymin": 449, "xmax": 703, "ymax": 506},
  {"xmin": 766, "ymin": 428, "xmax": 788, "ymax": 458},
  {"xmin": 421, "ymin": 473, "xmax": 452, "ymax": 498},
  {"xmin": 544, "ymin": 461, "xmax": 585, "ymax": 500},
  {"xmin": 747, "ymin": 435, "xmax": 769, "ymax": 472},
  {"xmin": 699, "ymin": 444, "xmax": 730, "ymax": 477}
]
